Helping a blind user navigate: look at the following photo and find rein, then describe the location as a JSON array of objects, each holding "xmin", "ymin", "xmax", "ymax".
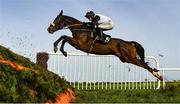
[
  {"xmin": 63, "ymin": 23, "xmax": 93, "ymax": 32},
  {"xmin": 61, "ymin": 17, "xmax": 93, "ymax": 32},
  {"xmin": 65, "ymin": 23, "xmax": 82, "ymax": 27},
  {"xmin": 63, "ymin": 27, "xmax": 93, "ymax": 32}
]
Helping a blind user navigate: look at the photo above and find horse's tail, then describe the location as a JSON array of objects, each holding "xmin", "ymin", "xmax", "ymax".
[{"xmin": 131, "ymin": 41, "xmax": 145, "ymax": 62}]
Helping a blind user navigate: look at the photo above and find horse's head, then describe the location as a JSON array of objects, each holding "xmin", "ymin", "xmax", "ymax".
[
  {"xmin": 48, "ymin": 10, "xmax": 82, "ymax": 34},
  {"xmin": 48, "ymin": 10, "xmax": 65, "ymax": 34}
]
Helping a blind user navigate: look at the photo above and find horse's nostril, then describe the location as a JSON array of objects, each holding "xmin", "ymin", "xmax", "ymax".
[
  {"xmin": 47, "ymin": 28, "xmax": 50, "ymax": 32},
  {"xmin": 47, "ymin": 28, "xmax": 53, "ymax": 34}
]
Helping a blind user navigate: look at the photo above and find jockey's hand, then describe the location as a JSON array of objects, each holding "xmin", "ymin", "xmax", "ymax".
[
  {"xmin": 83, "ymin": 22, "xmax": 88, "ymax": 28},
  {"xmin": 83, "ymin": 22, "xmax": 93, "ymax": 28},
  {"xmin": 83, "ymin": 22, "xmax": 87, "ymax": 27}
]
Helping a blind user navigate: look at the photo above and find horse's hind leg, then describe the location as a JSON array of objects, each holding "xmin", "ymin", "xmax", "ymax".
[{"xmin": 131, "ymin": 59, "xmax": 163, "ymax": 81}]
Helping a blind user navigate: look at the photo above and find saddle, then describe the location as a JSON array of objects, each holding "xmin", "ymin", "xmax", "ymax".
[
  {"xmin": 83, "ymin": 22, "xmax": 111, "ymax": 44},
  {"xmin": 88, "ymin": 32, "xmax": 111, "ymax": 54},
  {"xmin": 91, "ymin": 31, "xmax": 111, "ymax": 44}
]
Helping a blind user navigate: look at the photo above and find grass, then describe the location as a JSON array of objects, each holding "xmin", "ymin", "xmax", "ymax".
[
  {"xmin": 73, "ymin": 82, "xmax": 180, "ymax": 103},
  {"xmin": 70, "ymin": 81, "xmax": 160, "ymax": 90}
]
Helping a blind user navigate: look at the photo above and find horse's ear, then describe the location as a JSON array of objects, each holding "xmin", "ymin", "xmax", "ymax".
[{"xmin": 60, "ymin": 10, "xmax": 63, "ymax": 16}]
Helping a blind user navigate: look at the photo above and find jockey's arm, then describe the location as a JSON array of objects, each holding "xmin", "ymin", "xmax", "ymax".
[
  {"xmin": 83, "ymin": 15, "xmax": 100, "ymax": 29},
  {"xmin": 92, "ymin": 15, "xmax": 100, "ymax": 26}
]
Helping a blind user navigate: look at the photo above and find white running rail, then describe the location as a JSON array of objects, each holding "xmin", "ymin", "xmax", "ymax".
[{"xmin": 47, "ymin": 52, "xmax": 163, "ymax": 90}]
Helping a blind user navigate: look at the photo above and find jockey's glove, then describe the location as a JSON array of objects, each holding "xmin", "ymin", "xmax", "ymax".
[{"xmin": 83, "ymin": 22, "xmax": 94, "ymax": 28}]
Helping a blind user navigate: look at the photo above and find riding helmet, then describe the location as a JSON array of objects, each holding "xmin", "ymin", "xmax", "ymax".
[{"xmin": 85, "ymin": 11, "xmax": 95, "ymax": 18}]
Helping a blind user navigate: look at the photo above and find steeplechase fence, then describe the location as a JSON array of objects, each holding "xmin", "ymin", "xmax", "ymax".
[{"xmin": 47, "ymin": 52, "xmax": 167, "ymax": 90}]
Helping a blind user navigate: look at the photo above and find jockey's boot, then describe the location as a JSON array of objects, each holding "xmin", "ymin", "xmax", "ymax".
[{"xmin": 98, "ymin": 28, "xmax": 105, "ymax": 43}]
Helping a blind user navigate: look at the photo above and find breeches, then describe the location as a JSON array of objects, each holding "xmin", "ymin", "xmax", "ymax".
[{"xmin": 98, "ymin": 20, "xmax": 114, "ymax": 30}]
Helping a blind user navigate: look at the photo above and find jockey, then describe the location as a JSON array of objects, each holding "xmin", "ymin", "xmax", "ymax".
[{"xmin": 84, "ymin": 11, "xmax": 114, "ymax": 43}]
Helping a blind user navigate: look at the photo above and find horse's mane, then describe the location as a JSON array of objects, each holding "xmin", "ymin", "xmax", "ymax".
[{"xmin": 63, "ymin": 15, "xmax": 82, "ymax": 24}]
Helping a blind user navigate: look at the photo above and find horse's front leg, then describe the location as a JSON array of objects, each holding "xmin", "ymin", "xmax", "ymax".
[
  {"xmin": 59, "ymin": 36, "xmax": 79, "ymax": 57},
  {"xmin": 59, "ymin": 40, "xmax": 67, "ymax": 56},
  {"xmin": 53, "ymin": 35, "xmax": 67, "ymax": 53}
]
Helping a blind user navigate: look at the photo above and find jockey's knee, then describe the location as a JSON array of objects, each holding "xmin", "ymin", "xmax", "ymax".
[{"xmin": 62, "ymin": 35, "xmax": 67, "ymax": 38}]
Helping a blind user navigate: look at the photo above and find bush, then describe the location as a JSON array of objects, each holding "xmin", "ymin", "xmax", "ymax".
[{"xmin": 0, "ymin": 45, "xmax": 72, "ymax": 103}]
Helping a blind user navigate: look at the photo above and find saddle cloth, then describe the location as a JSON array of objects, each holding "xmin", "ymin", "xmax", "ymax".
[{"xmin": 91, "ymin": 32, "xmax": 111, "ymax": 44}]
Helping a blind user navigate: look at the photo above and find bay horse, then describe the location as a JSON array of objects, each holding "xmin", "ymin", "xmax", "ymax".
[{"xmin": 47, "ymin": 10, "xmax": 163, "ymax": 81}]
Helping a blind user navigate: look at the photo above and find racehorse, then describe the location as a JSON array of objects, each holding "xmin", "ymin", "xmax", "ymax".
[{"xmin": 47, "ymin": 10, "xmax": 163, "ymax": 81}]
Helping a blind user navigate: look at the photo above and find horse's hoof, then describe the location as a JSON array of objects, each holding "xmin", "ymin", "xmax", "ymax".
[
  {"xmin": 159, "ymin": 76, "xmax": 163, "ymax": 81},
  {"xmin": 153, "ymin": 68, "xmax": 159, "ymax": 72},
  {"xmin": 160, "ymin": 76, "xmax": 163, "ymax": 81},
  {"xmin": 54, "ymin": 47, "xmax": 58, "ymax": 53},
  {"xmin": 63, "ymin": 52, "xmax": 67, "ymax": 57},
  {"xmin": 152, "ymin": 71, "xmax": 163, "ymax": 81}
]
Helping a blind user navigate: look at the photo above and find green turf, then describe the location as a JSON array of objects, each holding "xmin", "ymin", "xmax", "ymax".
[
  {"xmin": 71, "ymin": 82, "xmax": 160, "ymax": 90},
  {"xmin": 73, "ymin": 82, "xmax": 180, "ymax": 103}
]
